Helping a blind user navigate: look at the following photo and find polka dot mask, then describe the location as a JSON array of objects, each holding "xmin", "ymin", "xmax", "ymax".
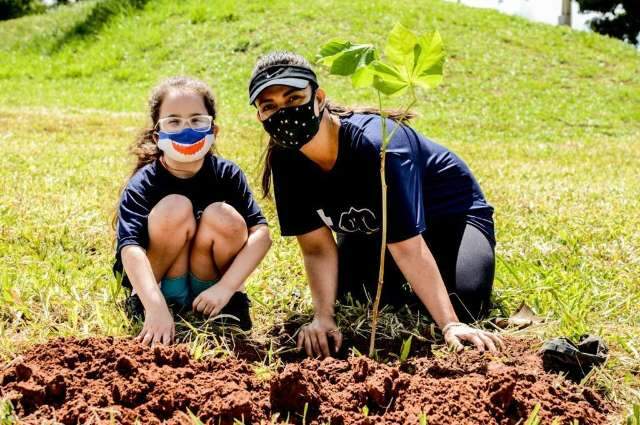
[{"xmin": 261, "ymin": 89, "xmax": 323, "ymax": 149}]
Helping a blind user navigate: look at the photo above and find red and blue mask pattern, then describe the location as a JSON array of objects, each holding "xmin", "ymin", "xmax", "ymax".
[{"xmin": 157, "ymin": 128, "xmax": 214, "ymax": 162}]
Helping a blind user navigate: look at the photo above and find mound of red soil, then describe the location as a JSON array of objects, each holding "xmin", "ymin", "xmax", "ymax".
[
  {"xmin": 0, "ymin": 337, "xmax": 611, "ymax": 424},
  {"xmin": 0, "ymin": 337, "xmax": 270, "ymax": 424}
]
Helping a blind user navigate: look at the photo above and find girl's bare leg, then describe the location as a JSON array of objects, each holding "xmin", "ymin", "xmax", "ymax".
[
  {"xmin": 189, "ymin": 202, "xmax": 248, "ymax": 288},
  {"xmin": 147, "ymin": 194, "xmax": 196, "ymax": 281}
]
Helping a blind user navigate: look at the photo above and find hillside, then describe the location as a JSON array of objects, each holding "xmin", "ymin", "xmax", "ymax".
[{"xmin": 0, "ymin": 0, "xmax": 639, "ymax": 418}]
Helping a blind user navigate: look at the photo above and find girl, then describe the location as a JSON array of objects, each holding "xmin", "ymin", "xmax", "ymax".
[
  {"xmin": 114, "ymin": 76, "xmax": 271, "ymax": 346},
  {"xmin": 248, "ymin": 52, "xmax": 501, "ymax": 358}
]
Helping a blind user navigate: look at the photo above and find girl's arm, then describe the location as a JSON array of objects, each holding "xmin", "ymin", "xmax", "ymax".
[
  {"xmin": 192, "ymin": 224, "xmax": 272, "ymax": 316},
  {"xmin": 295, "ymin": 226, "xmax": 343, "ymax": 358},
  {"xmin": 388, "ymin": 235, "xmax": 500, "ymax": 352},
  {"xmin": 121, "ymin": 245, "xmax": 174, "ymax": 345},
  {"xmin": 215, "ymin": 224, "xmax": 272, "ymax": 293}
]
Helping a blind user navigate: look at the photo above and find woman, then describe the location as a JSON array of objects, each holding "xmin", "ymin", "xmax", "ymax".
[{"xmin": 248, "ymin": 52, "xmax": 501, "ymax": 357}]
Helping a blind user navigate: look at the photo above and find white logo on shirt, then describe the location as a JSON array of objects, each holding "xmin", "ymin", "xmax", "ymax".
[
  {"xmin": 317, "ymin": 209, "xmax": 334, "ymax": 227},
  {"xmin": 317, "ymin": 207, "xmax": 379, "ymax": 234}
]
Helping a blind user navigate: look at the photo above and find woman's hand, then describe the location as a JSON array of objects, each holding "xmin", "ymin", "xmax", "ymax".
[
  {"xmin": 192, "ymin": 283, "xmax": 234, "ymax": 317},
  {"xmin": 442, "ymin": 322, "xmax": 502, "ymax": 353},
  {"xmin": 138, "ymin": 304, "xmax": 175, "ymax": 346},
  {"xmin": 297, "ymin": 315, "xmax": 343, "ymax": 358}
]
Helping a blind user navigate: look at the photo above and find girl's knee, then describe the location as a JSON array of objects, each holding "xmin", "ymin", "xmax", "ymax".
[
  {"xmin": 200, "ymin": 202, "xmax": 248, "ymax": 240},
  {"xmin": 149, "ymin": 194, "xmax": 196, "ymax": 236}
]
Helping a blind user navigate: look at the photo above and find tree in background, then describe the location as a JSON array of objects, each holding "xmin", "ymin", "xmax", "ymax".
[
  {"xmin": 0, "ymin": 0, "xmax": 85, "ymax": 20},
  {"xmin": 0, "ymin": 0, "xmax": 43, "ymax": 20},
  {"xmin": 576, "ymin": 0, "xmax": 640, "ymax": 45}
]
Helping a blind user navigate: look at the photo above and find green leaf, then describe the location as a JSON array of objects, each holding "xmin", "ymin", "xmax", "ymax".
[
  {"xmin": 317, "ymin": 24, "xmax": 445, "ymax": 95},
  {"xmin": 333, "ymin": 44, "xmax": 376, "ymax": 76},
  {"xmin": 524, "ymin": 404, "xmax": 541, "ymax": 425},
  {"xmin": 419, "ymin": 411, "xmax": 429, "ymax": 425},
  {"xmin": 400, "ymin": 335, "xmax": 413, "ymax": 362},
  {"xmin": 412, "ymin": 30, "xmax": 445, "ymax": 90},
  {"xmin": 385, "ymin": 23, "xmax": 417, "ymax": 73},
  {"xmin": 302, "ymin": 402, "xmax": 309, "ymax": 425},
  {"xmin": 317, "ymin": 39, "xmax": 351, "ymax": 65},
  {"xmin": 362, "ymin": 405, "xmax": 369, "ymax": 417},
  {"xmin": 349, "ymin": 46, "xmax": 378, "ymax": 87},
  {"xmin": 317, "ymin": 40, "xmax": 377, "ymax": 77},
  {"xmin": 351, "ymin": 64, "xmax": 375, "ymax": 88},
  {"xmin": 370, "ymin": 60, "xmax": 409, "ymax": 96},
  {"xmin": 187, "ymin": 409, "xmax": 205, "ymax": 425},
  {"xmin": 627, "ymin": 404, "xmax": 640, "ymax": 425}
]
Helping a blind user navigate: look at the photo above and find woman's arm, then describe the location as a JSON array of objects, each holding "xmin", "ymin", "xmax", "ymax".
[
  {"xmin": 387, "ymin": 236, "xmax": 458, "ymax": 328},
  {"xmin": 295, "ymin": 226, "xmax": 343, "ymax": 357},
  {"xmin": 121, "ymin": 245, "xmax": 174, "ymax": 345},
  {"xmin": 388, "ymin": 235, "xmax": 500, "ymax": 352}
]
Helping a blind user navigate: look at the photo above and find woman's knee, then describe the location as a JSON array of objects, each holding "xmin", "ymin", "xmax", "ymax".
[
  {"xmin": 451, "ymin": 258, "xmax": 494, "ymax": 322},
  {"xmin": 199, "ymin": 202, "xmax": 248, "ymax": 240},
  {"xmin": 451, "ymin": 236, "xmax": 495, "ymax": 322},
  {"xmin": 148, "ymin": 194, "xmax": 196, "ymax": 238},
  {"xmin": 449, "ymin": 289, "xmax": 491, "ymax": 323},
  {"xmin": 455, "ymin": 225, "xmax": 494, "ymax": 289}
]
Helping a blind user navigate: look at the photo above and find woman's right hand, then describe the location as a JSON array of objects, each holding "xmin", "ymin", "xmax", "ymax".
[
  {"xmin": 297, "ymin": 315, "xmax": 343, "ymax": 358},
  {"xmin": 442, "ymin": 322, "xmax": 502, "ymax": 353},
  {"xmin": 137, "ymin": 305, "xmax": 175, "ymax": 346}
]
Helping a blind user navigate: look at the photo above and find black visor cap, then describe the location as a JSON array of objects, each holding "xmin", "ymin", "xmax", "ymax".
[{"xmin": 249, "ymin": 65, "xmax": 318, "ymax": 105}]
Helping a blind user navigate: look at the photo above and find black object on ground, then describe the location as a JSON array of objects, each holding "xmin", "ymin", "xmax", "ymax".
[{"xmin": 540, "ymin": 334, "xmax": 608, "ymax": 382}]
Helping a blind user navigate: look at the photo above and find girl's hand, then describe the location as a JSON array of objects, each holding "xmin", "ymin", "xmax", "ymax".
[
  {"xmin": 192, "ymin": 284, "xmax": 234, "ymax": 317},
  {"xmin": 442, "ymin": 322, "xmax": 502, "ymax": 353},
  {"xmin": 297, "ymin": 315, "xmax": 343, "ymax": 358},
  {"xmin": 138, "ymin": 305, "xmax": 175, "ymax": 346}
]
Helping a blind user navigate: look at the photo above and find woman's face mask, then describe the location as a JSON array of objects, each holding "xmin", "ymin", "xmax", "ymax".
[
  {"xmin": 157, "ymin": 127, "xmax": 214, "ymax": 162},
  {"xmin": 261, "ymin": 89, "xmax": 323, "ymax": 149}
]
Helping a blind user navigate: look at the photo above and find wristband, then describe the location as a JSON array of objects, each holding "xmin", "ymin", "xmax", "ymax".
[{"xmin": 441, "ymin": 321, "xmax": 464, "ymax": 334}]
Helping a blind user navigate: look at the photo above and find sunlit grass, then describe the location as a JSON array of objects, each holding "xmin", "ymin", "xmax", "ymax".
[{"xmin": 0, "ymin": 0, "xmax": 639, "ymax": 419}]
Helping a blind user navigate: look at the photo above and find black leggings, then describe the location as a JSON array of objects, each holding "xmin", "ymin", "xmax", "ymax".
[{"xmin": 337, "ymin": 216, "xmax": 495, "ymax": 323}]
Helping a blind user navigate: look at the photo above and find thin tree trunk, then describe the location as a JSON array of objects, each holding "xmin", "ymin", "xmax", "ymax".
[
  {"xmin": 369, "ymin": 148, "xmax": 388, "ymax": 357},
  {"xmin": 559, "ymin": 0, "xmax": 572, "ymax": 26},
  {"xmin": 368, "ymin": 92, "xmax": 417, "ymax": 358}
]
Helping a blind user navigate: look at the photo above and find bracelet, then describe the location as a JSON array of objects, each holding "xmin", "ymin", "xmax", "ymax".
[{"xmin": 441, "ymin": 321, "xmax": 464, "ymax": 334}]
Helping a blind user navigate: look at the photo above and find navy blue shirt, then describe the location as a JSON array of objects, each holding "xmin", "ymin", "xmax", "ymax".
[
  {"xmin": 115, "ymin": 153, "xmax": 267, "ymax": 266},
  {"xmin": 271, "ymin": 113, "xmax": 494, "ymax": 244}
]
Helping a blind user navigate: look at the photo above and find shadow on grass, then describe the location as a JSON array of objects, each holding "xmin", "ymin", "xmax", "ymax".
[
  {"xmin": 127, "ymin": 293, "xmax": 507, "ymax": 365},
  {"xmin": 166, "ymin": 300, "xmax": 441, "ymax": 364},
  {"xmin": 49, "ymin": 0, "xmax": 149, "ymax": 53}
]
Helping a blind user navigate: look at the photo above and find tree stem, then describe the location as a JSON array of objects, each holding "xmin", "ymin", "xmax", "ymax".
[{"xmin": 368, "ymin": 90, "xmax": 418, "ymax": 358}]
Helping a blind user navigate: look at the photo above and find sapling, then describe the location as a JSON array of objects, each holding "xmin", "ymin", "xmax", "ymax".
[{"xmin": 317, "ymin": 24, "xmax": 445, "ymax": 357}]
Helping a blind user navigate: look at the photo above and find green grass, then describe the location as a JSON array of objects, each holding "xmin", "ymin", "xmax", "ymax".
[{"xmin": 0, "ymin": 0, "xmax": 639, "ymax": 420}]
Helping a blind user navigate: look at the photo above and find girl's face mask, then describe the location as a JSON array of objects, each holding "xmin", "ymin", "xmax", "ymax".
[
  {"xmin": 261, "ymin": 89, "xmax": 323, "ymax": 149},
  {"xmin": 157, "ymin": 127, "xmax": 214, "ymax": 162}
]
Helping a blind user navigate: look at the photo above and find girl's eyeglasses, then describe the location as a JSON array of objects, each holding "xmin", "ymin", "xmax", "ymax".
[{"xmin": 156, "ymin": 115, "xmax": 213, "ymax": 134}]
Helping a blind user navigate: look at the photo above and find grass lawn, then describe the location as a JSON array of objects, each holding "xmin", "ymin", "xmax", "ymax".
[{"xmin": 0, "ymin": 0, "xmax": 639, "ymax": 420}]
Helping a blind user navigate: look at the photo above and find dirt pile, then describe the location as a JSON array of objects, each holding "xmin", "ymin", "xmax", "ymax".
[
  {"xmin": 0, "ymin": 337, "xmax": 611, "ymax": 424},
  {"xmin": 0, "ymin": 337, "xmax": 270, "ymax": 424}
]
